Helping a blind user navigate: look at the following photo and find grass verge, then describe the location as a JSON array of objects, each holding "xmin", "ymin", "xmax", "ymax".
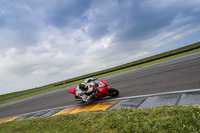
[{"xmin": 0, "ymin": 106, "xmax": 200, "ymax": 133}]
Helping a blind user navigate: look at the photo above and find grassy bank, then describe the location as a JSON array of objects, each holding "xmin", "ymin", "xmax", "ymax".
[
  {"xmin": 1, "ymin": 42, "xmax": 200, "ymax": 104},
  {"xmin": 0, "ymin": 106, "xmax": 200, "ymax": 133}
]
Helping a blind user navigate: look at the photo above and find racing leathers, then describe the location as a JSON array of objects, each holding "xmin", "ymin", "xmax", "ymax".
[{"xmin": 75, "ymin": 78, "xmax": 99, "ymax": 102}]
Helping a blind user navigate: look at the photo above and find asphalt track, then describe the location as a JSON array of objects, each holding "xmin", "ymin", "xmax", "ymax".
[{"xmin": 0, "ymin": 52, "xmax": 200, "ymax": 119}]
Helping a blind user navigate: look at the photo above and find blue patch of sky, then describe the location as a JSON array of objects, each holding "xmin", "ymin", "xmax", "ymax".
[
  {"xmin": 81, "ymin": 15, "xmax": 88, "ymax": 23},
  {"xmin": 170, "ymin": 31, "xmax": 200, "ymax": 46},
  {"xmin": 75, "ymin": 48, "xmax": 87, "ymax": 56},
  {"xmin": 148, "ymin": 32, "xmax": 200, "ymax": 57},
  {"xmin": 74, "ymin": 37, "xmax": 82, "ymax": 44}
]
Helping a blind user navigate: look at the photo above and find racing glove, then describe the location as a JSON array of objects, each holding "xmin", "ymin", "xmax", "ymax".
[{"xmin": 86, "ymin": 95, "xmax": 92, "ymax": 103}]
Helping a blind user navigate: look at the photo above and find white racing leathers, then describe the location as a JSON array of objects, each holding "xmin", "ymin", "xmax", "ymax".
[{"xmin": 75, "ymin": 78, "xmax": 98, "ymax": 102}]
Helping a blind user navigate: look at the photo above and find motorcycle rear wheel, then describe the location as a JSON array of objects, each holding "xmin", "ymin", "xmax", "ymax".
[{"xmin": 108, "ymin": 88, "xmax": 119, "ymax": 97}]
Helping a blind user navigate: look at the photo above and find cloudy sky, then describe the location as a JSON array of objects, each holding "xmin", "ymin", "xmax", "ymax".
[{"xmin": 0, "ymin": 0, "xmax": 200, "ymax": 95}]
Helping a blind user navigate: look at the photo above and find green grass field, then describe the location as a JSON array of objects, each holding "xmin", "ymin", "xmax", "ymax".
[
  {"xmin": 0, "ymin": 42, "xmax": 200, "ymax": 104},
  {"xmin": 0, "ymin": 106, "xmax": 200, "ymax": 133}
]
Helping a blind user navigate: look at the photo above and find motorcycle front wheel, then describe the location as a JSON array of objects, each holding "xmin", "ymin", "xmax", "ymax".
[{"xmin": 108, "ymin": 88, "xmax": 119, "ymax": 97}]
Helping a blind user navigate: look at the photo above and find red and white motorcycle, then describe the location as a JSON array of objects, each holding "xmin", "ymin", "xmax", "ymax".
[{"xmin": 68, "ymin": 79, "xmax": 119, "ymax": 102}]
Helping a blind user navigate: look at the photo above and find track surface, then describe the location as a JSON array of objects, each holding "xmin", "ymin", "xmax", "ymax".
[{"xmin": 1, "ymin": 53, "xmax": 200, "ymax": 119}]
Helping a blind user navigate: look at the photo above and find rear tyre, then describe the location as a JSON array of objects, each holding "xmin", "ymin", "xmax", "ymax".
[{"xmin": 108, "ymin": 88, "xmax": 119, "ymax": 97}]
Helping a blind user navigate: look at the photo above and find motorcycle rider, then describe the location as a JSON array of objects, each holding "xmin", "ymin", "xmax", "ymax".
[{"xmin": 75, "ymin": 78, "xmax": 99, "ymax": 103}]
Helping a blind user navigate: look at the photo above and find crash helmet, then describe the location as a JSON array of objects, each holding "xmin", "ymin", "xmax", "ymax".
[{"xmin": 79, "ymin": 82, "xmax": 88, "ymax": 91}]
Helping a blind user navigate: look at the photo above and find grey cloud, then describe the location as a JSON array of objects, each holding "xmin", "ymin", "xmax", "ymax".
[
  {"xmin": 85, "ymin": 0, "xmax": 200, "ymax": 44},
  {"xmin": 87, "ymin": 24, "xmax": 109, "ymax": 40},
  {"xmin": 82, "ymin": 0, "xmax": 200, "ymax": 66},
  {"xmin": 44, "ymin": 0, "xmax": 91, "ymax": 28},
  {"xmin": 0, "ymin": 1, "xmax": 44, "ymax": 50}
]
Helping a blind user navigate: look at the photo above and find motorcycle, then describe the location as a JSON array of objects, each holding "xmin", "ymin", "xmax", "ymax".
[{"xmin": 67, "ymin": 79, "xmax": 119, "ymax": 103}]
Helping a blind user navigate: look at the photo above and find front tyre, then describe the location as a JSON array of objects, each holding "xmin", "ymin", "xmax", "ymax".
[{"xmin": 108, "ymin": 88, "xmax": 119, "ymax": 97}]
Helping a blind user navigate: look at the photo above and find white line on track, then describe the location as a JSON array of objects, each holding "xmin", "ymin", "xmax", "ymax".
[{"xmin": 110, "ymin": 88, "xmax": 200, "ymax": 101}]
